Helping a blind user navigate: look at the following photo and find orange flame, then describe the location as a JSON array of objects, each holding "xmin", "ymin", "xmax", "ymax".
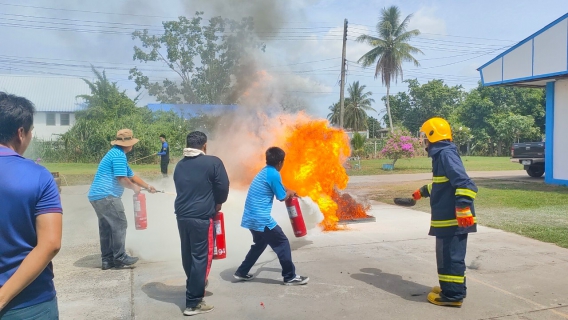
[
  {"xmin": 277, "ymin": 118, "xmax": 364, "ymax": 230},
  {"xmin": 212, "ymin": 111, "xmax": 369, "ymax": 231},
  {"xmin": 332, "ymin": 190, "xmax": 371, "ymax": 221}
]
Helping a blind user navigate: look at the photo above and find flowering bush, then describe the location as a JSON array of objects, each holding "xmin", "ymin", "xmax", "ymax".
[{"xmin": 380, "ymin": 130, "xmax": 420, "ymax": 167}]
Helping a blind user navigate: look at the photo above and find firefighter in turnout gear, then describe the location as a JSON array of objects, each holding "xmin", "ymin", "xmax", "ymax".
[{"xmin": 412, "ymin": 117, "xmax": 478, "ymax": 308}]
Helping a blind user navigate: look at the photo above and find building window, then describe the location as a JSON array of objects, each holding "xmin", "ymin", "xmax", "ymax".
[
  {"xmin": 60, "ymin": 113, "xmax": 70, "ymax": 126},
  {"xmin": 46, "ymin": 113, "xmax": 56, "ymax": 126}
]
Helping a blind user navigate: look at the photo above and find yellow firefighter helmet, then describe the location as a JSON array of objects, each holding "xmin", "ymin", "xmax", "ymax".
[{"xmin": 420, "ymin": 117, "xmax": 452, "ymax": 143}]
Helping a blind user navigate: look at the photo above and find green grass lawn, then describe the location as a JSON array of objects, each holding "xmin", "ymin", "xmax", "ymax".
[
  {"xmin": 347, "ymin": 156, "xmax": 521, "ymax": 176},
  {"xmin": 42, "ymin": 156, "xmax": 520, "ymax": 184},
  {"xmin": 371, "ymin": 179, "xmax": 568, "ymax": 248}
]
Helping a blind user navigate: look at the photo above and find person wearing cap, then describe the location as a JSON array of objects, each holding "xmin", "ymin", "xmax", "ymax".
[
  {"xmin": 0, "ymin": 92, "xmax": 62, "ymax": 318},
  {"xmin": 88, "ymin": 129, "xmax": 157, "ymax": 270},
  {"xmin": 412, "ymin": 117, "xmax": 478, "ymax": 308}
]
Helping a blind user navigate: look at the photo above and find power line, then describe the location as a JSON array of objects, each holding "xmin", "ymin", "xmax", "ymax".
[{"xmin": 349, "ymin": 24, "xmax": 517, "ymax": 42}]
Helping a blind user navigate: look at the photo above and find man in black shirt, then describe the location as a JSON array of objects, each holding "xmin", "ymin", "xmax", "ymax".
[{"xmin": 173, "ymin": 131, "xmax": 229, "ymax": 316}]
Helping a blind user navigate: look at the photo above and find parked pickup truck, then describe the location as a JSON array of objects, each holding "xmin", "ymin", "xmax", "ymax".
[{"xmin": 510, "ymin": 142, "xmax": 545, "ymax": 177}]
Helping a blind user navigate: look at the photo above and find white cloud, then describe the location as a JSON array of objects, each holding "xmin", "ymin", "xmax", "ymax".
[{"xmin": 408, "ymin": 7, "xmax": 447, "ymax": 35}]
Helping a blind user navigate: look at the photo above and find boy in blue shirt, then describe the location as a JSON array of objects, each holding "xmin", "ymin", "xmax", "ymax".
[{"xmin": 234, "ymin": 147, "xmax": 309, "ymax": 285}]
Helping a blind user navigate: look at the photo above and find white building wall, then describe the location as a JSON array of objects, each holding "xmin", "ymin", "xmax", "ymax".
[
  {"xmin": 482, "ymin": 58, "xmax": 503, "ymax": 83},
  {"xmin": 33, "ymin": 112, "xmax": 76, "ymax": 140},
  {"xmin": 533, "ymin": 19, "xmax": 568, "ymax": 76},
  {"xmin": 503, "ymin": 40, "xmax": 532, "ymax": 79},
  {"xmin": 553, "ymin": 79, "xmax": 568, "ymax": 180}
]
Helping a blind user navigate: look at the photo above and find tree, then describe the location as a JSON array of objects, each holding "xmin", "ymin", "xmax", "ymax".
[
  {"xmin": 455, "ymin": 84, "xmax": 545, "ymax": 156},
  {"xmin": 351, "ymin": 132, "xmax": 367, "ymax": 157},
  {"xmin": 356, "ymin": 6, "xmax": 422, "ymax": 133},
  {"xmin": 77, "ymin": 66, "xmax": 139, "ymax": 122},
  {"xmin": 344, "ymin": 81, "xmax": 376, "ymax": 131},
  {"xmin": 327, "ymin": 102, "xmax": 340, "ymax": 126},
  {"xmin": 384, "ymin": 79, "xmax": 465, "ymax": 133},
  {"xmin": 367, "ymin": 116, "xmax": 382, "ymax": 138},
  {"xmin": 491, "ymin": 113, "xmax": 541, "ymax": 149},
  {"xmin": 129, "ymin": 12, "xmax": 263, "ymax": 104}
]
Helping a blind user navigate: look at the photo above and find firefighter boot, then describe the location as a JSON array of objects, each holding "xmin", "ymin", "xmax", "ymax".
[
  {"xmin": 431, "ymin": 286, "xmax": 467, "ymax": 299},
  {"xmin": 427, "ymin": 292, "xmax": 463, "ymax": 308}
]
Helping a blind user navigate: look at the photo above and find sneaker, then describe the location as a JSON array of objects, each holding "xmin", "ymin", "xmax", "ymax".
[
  {"xmin": 101, "ymin": 261, "xmax": 115, "ymax": 270},
  {"xmin": 233, "ymin": 273, "xmax": 255, "ymax": 281},
  {"xmin": 114, "ymin": 255, "xmax": 139, "ymax": 268},
  {"xmin": 431, "ymin": 286, "xmax": 467, "ymax": 299},
  {"xmin": 183, "ymin": 301, "xmax": 214, "ymax": 316},
  {"xmin": 427, "ymin": 292, "xmax": 463, "ymax": 308},
  {"xmin": 284, "ymin": 275, "xmax": 309, "ymax": 286}
]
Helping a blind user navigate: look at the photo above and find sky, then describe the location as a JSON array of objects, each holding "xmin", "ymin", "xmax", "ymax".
[{"xmin": 1, "ymin": 0, "xmax": 568, "ymax": 121}]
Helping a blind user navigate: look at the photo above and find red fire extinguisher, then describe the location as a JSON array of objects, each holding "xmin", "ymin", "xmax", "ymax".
[
  {"xmin": 133, "ymin": 193, "xmax": 147, "ymax": 230},
  {"xmin": 213, "ymin": 212, "xmax": 226, "ymax": 260},
  {"xmin": 285, "ymin": 197, "xmax": 307, "ymax": 237}
]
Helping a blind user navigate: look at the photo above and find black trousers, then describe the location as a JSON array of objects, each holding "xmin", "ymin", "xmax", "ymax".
[
  {"xmin": 436, "ymin": 234, "xmax": 468, "ymax": 301},
  {"xmin": 160, "ymin": 157, "xmax": 169, "ymax": 175},
  {"xmin": 177, "ymin": 217, "xmax": 213, "ymax": 308},
  {"xmin": 236, "ymin": 225, "xmax": 296, "ymax": 282}
]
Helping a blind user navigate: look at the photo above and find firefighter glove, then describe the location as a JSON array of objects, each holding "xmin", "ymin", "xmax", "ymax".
[
  {"xmin": 456, "ymin": 207, "xmax": 474, "ymax": 228},
  {"xmin": 412, "ymin": 190, "xmax": 422, "ymax": 200},
  {"xmin": 412, "ymin": 185, "xmax": 430, "ymax": 200}
]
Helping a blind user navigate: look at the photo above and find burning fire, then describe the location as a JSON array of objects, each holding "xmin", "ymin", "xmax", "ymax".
[
  {"xmin": 277, "ymin": 118, "xmax": 368, "ymax": 230},
  {"xmin": 212, "ymin": 71, "xmax": 370, "ymax": 231}
]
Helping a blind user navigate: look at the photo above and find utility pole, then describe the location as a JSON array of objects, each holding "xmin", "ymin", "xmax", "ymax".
[{"xmin": 339, "ymin": 18, "xmax": 347, "ymax": 129}]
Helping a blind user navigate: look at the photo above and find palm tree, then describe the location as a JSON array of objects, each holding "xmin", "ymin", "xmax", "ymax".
[
  {"xmin": 327, "ymin": 102, "xmax": 340, "ymax": 126},
  {"xmin": 356, "ymin": 6, "xmax": 422, "ymax": 133},
  {"xmin": 344, "ymin": 81, "xmax": 375, "ymax": 131}
]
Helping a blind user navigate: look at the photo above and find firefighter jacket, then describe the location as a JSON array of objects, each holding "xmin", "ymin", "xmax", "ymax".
[{"xmin": 420, "ymin": 141, "xmax": 478, "ymax": 237}]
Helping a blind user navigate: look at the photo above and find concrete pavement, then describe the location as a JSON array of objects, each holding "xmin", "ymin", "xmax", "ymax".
[{"xmin": 54, "ymin": 181, "xmax": 567, "ymax": 320}]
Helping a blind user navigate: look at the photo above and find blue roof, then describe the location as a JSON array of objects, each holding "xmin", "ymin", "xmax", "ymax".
[{"xmin": 147, "ymin": 104, "xmax": 237, "ymax": 118}]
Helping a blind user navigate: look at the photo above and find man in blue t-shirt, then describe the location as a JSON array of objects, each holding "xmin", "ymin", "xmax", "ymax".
[
  {"xmin": 0, "ymin": 92, "xmax": 62, "ymax": 319},
  {"xmin": 157, "ymin": 134, "xmax": 169, "ymax": 178},
  {"xmin": 88, "ymin": 129, "xmax": 156, "ymax": 270},
  {"xmin": 234, "ymin": 147, "xmax": 309, "ymax": 286}
]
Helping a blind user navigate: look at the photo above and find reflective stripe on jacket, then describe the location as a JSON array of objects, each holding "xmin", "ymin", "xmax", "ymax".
[{"xmin": 422, "ymin": 141, "xmax": 478, "ymax": 237}]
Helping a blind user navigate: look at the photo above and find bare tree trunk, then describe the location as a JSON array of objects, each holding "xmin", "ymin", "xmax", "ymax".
[{"xmin": 386, "ymin": 84, "xmax": 394, "ymax": 134}]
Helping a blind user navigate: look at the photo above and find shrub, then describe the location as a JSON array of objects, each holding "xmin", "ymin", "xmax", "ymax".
[{"xmin": 380, "ymin": 129, "xmax": 420, "ymax": 167}]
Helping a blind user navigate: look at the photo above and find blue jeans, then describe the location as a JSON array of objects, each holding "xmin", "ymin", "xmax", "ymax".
[
  {"xmin": 0, "ymin": 297, "xmax": 58, "ymax": 320},
  {"xmin": 90, "ymin": 197, "xmax": 128, "ymax": 263},
  {"xmin": 236, "ymin": 225, "xmax": 296, "ymax": 282}
]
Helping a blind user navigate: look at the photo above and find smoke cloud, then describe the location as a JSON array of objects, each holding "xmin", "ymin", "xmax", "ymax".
[{"xmin": 126, "ymin": 179, "xmax": 324, "ymax": 263}]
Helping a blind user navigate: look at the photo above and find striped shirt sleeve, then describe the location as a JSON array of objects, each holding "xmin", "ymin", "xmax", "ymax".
[
  {"xmin": 112, "ymin": 151, "xmax": 129, "ymax": 177},
  {"xmin": 267, "ymin": 168, "xmax": 287, "ymax": 201}
]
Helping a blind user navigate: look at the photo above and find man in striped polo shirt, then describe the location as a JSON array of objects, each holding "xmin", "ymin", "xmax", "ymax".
[
  {"xmin": 88, "ymin": 129, "xmax": 156, "ymax": 270},
  {"xmin": 234, "ymin": 147, "xmax": 309, "ymax": 286}
]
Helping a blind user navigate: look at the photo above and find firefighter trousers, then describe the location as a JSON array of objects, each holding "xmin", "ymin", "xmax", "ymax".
[
  {"xmin": 177, "ymin": 217, "xmax": 214, "ymax": 308},
  {"xmin": 436, "ymin": 234, "xmax": 468, "ymax": 301}
]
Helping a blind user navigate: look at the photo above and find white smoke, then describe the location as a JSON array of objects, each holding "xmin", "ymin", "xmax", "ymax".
[{"xmin": 125, "ymin": 178, "xmax": 324, "ymax": 264}]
